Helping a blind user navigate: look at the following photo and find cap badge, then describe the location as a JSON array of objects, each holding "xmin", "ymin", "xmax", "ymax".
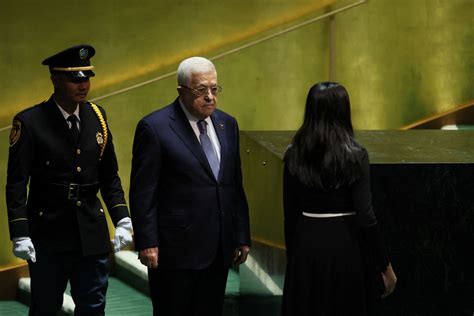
[
  {"xmin": 96, "ymin": 131, "xmax": 104, "ymax": 145},
  {"xmin": 9, "ymin": 119, "xmax": 21, "ymax": 147},
  {"xmin": 79, "ymin": 48, "xmax": 89, "ymax": 60}
]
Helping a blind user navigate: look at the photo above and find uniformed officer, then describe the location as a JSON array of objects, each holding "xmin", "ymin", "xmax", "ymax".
[{"xmin": 6, "ymin": 44, "xmax": 133, "ymax": 315}]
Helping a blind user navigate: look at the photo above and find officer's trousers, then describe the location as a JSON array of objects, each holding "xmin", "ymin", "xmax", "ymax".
[{"xmin": 28, "ymin": 250, "xmax": 109, "ymax": 316}]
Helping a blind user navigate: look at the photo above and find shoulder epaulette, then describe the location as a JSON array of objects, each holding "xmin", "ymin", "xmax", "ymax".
[{"xmin": 90, "ymin": 102, "xmax": 108, "ymax": 159}]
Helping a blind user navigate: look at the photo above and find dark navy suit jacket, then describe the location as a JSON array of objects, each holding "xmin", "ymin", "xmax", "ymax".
[{"xmin": 130, "ymin": 99, "xmax": 250, "ymax": 269}]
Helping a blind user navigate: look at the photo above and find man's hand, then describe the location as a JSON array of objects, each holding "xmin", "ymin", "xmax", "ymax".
[
  {"xmin": 112, "ymin": 217, "xmax": 133, "ymax": 252},
  {"xmin": 233, "ymin": 245, "xmax": 250, "ymax": 265},
  {"xmin": 12, "ymin": 237, "xmax": 36, "ymax": 263},
  {"xmin": 139, "ymin": 247, "xmax": 159, "ymax": 269}
]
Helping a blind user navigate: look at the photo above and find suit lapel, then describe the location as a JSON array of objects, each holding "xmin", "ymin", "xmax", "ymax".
[
  {"xmin": 168, "ymin": 100, "xmax": 216, "ymax": 180},
  {"xmin": 210, "ymin": 112, "xmax": 227, "ymax": 183}
]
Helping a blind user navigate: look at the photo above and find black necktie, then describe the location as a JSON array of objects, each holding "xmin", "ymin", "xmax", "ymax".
[
  {"xmin": 197, "ymin": 120, "xmax": 220, "ymax": 179},
  {"xmin": 67, "ymin": 115, "xmax": 80, "ymax": 144}
]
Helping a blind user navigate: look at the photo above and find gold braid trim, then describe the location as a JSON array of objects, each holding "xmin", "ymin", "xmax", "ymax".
[
  {"xmin": 9, "ymin": 218, "xmax": 28, "ymax": 222},
  {"xmin": 90, "ymin": 102, "xmax": 108, "ymax": 159},
  {"xmin": 111, "ymin": 204, "xmax": 128, "ymax": 209}
]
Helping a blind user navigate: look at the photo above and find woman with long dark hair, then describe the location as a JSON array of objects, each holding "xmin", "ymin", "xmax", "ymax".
[{"xmin": 281, "ymin": 82, "xmax": 397, "ymax": 315}]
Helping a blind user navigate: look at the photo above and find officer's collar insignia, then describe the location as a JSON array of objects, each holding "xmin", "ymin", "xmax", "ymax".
[
  {"xmin": 79, "ymin": 48, "xmax": 88, "ymax": 60},
  {"xmin": 96, "ymin": 131, "xmax": 104, "ymax": 145},
  {"xmin": 9, "ymin": 120, "xmax": 21, "ymax": 147},
  {"xmin": 218, "ymin": 122, "xmax": 224, "ymax": 129}
]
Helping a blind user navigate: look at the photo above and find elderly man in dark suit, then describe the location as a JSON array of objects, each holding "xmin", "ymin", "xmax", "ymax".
[
  {"xmin": 130, "ymin": 56, "xmax": 251, "ymax": 316},
  {"xmin": 6, "ymin": 44, "xmax": 133, "ymax": 316}
]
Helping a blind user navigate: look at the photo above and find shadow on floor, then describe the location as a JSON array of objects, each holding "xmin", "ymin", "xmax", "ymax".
[{"xmin": 224, "ymin": 295, "xmax": 282, "ymax": 316}]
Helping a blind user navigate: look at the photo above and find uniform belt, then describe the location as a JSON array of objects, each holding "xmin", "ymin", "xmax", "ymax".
[
  {"xmin": 302, "ymin": 212, "xmax": 356, "ymax": 218},
  {"xmin": 49, "ymin": 183, "xmax": 99, "ymax": 201}
]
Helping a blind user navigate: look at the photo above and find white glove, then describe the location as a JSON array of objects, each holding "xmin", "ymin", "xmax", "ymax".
[
  {"xmin": 112, "ymin": 217, "xmax": 133, "ymax": 252},
  {"xmin": 12, "ymin": 237, "xmax": 36, "ymax": 263}
]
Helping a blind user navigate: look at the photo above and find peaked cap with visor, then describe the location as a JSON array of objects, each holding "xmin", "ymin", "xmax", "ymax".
[{"xmin": 42, "ymin": 44, "xmax": 96, "ymax": 78}]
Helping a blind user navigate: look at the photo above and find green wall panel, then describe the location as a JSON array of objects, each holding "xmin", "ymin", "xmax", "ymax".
[
  {"xmin": 335, "ymin": 0, "xmax": 474, "ymax": 129},
  {"xmin": 216, "ymin": 21, "xmax": 329, "ymax": 130},
  {"xmin": 0, "ymin": 0, "xmax": 334, "ymax": 127},
  {"xmin": 1, "ymin": 0, "xmax": 473, "ymax": 268},
  {"xmin": 240, "ymin": 132, "xmax": 286, "ymax": 246}
]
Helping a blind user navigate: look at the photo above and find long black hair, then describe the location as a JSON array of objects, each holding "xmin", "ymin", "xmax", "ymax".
[{"xmin": 285, "ymin": 82, "xmax": 363, "ymax": 189}]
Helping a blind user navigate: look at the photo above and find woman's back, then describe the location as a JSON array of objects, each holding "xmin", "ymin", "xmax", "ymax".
[{"xmin": 281, "ymin": 82, "xmax": 396, "ymax": 316}]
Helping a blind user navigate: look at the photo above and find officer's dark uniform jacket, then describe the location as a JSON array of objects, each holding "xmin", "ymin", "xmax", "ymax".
[{"xmin": 6, "ymin": 96, "xmax": 129, "ymax": 256}]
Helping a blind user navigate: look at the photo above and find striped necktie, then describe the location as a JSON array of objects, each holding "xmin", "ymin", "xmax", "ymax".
[{"xmin": 197, "ymin": 120, "xmax": 219, "ymax": 179}]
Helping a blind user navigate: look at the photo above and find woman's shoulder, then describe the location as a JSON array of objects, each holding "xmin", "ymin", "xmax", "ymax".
[
  {"xmin": 353, "ymin": 144, "xmax": 370, "ymax": 165},
  {"xmin": 357, "ymin": 145, "xmax": 368, "ymax": 156},
  {"xmin": 351, "ymin": 139, "xmax": 367, "ymax": 156}
]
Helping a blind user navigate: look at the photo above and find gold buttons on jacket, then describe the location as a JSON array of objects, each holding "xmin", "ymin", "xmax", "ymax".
[
  {"xmin": 76, "ymin": 149, "xmax": 81, "ymax": 155},
  {"xmin": 76, "ymin": 166, "xmax": 82, "ymax": 172},
  {"xmin": 100, "ymin": 209, "xmax": 104, "ymax": 213},
  {"xmin": 76, "ymin": 201, "xmax": 82, "ymax": 207},
  {"xmin": 39, "ymin": 212, "xmax": 43, "ymax": 216}
]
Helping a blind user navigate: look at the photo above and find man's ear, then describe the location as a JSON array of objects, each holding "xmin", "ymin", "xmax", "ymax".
[
  {"xmin": 51, "ymin": 74, "xmax": 59, "ymax": 89},
  {"xmin": 177, "ymin": 86, "xmax": 184, "ymax": 97}
]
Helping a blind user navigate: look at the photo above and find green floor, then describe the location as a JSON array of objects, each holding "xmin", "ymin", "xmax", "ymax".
[
  {"xmin": 0, "ymin": 269, "xmax": 282, "ymax": 316},
  {"xmin": 105, "ymin": 278, "xmax": 153, "ymax": 315},
  {"xmin": 0, "ymin": 300, "xmax": 29, "ymax": 315}
]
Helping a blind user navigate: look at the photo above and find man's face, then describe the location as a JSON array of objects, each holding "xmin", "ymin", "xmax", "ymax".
[
  {"xmin": 52, "ymin": 74, "xmax": 90, "ymax": 104},
  {"xmin": 179, "ymin": 71, "xmax": 217, "ymax": 120}
]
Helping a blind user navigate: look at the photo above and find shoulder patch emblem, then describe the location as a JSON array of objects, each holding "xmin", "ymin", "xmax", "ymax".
[
  {"xmin": 9, "ymin": 120, "xmax": 21, "ymax": 147},
  {"xmin": 96, "ymin": 131, "xmax": 104, "ymax": 145}
]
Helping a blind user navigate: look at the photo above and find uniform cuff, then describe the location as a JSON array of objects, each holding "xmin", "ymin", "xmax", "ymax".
[
  {"xmin": 9, "ymin": 220, "xmax": 30, "ymax": 240},
  {"xmin": 110, "ymin": 204, "xmax": 130, "ymax": 225}
]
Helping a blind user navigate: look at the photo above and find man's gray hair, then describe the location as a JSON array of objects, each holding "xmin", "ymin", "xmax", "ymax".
[{"xmin": 177, "ymin": 57, "xmax": 216, "ymax": 86}]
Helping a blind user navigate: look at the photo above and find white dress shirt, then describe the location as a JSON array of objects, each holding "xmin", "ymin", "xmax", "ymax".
[
  {"xmin": 54, "ymin": 98, "xmax": 81, "ymax": 131},
  {"xmin": 179, "ymin": 99, "xmax": 221, "ymax": 161}
]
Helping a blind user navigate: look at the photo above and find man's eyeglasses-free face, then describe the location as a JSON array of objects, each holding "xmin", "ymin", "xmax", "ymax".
[{"xmin": 180, "ymin": 85, "xmax": 222, "ymax": 96}]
